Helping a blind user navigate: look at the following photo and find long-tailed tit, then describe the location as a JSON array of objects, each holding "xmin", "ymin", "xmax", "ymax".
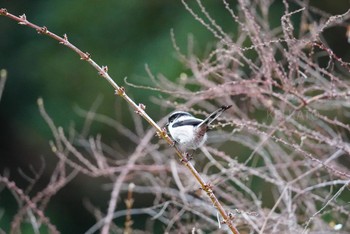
[{"xmin": 166, "ymin": 105, "xmax": 232, "ymax": 152}]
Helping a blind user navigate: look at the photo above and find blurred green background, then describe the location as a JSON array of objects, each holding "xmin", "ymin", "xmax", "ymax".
[{"xmin": 1, "ymin": 0, "xmax": 349, "ymax": 233}]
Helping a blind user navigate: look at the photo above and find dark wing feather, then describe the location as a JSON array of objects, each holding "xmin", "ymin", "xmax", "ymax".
[{"xmin": 172, "ymin": 119, "xmax": 202, "ymax": 128}]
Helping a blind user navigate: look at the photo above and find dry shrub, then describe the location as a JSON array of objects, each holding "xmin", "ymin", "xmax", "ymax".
[{"xmin": 1, "ymin": 1, "xmax": 350, "ymax": 233}]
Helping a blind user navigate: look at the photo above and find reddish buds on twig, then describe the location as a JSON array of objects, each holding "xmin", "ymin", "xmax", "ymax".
[
  {"xmin": 81, "ymin": 52, "xmax": 91, "ymax": 61},
  {"xmin": 18, "ymin": 14, "xmax": 27, "ymax": 25},
  {"xmin": 59, "ymin": 34, "xmax": 69, "ymax": 45},
  {"xmin": 134, "ymin": 103, "xmax": 145, "ymax": 115},
  {"xmin": 36, "ymin": 26, "xmax": 48, "ymax": 34},
  {"xmin": 0, "ymin": 8, "xmax": 8, "ymax": 15},
  {"xmin": 114, "ymin": 86, "xmax": 125, "ymax": 96},
  {"xmin": 138, "ymin": 103, "xmax": 146, "ymax": 110},
  {"xmin": 203, "ymin": 183, "xmax": 213, "ymax": 191},
  {"xmin": 156, "ymin": 127, "xmax": 168, "ymax": 140},
  {"xmin": 98, "ymin": 66, "xmax": 108, "ymax": 76},
  {"xmin": 221, "ymin": 212, "xmax": 235, "ymax": 225}
]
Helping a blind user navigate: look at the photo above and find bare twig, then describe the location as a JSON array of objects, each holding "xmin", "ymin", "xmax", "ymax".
[{"xmin": 0, "ymin": 69, "xmax": 7, "ymax": 102}]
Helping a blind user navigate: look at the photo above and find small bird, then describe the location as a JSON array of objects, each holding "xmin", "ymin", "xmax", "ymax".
[{"xmin": 166, "ymin": 105, "xmax": 232, "ymax": 153}]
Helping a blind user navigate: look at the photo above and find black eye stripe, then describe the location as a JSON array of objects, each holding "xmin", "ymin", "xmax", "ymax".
[{"xmin": 168, "ymin": 112, "xmax": 193, "ymax": 123}]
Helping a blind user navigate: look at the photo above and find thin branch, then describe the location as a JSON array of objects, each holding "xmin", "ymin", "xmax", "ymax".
[{"xmin": 0, "ymin": 8, "xmax": 239, "ymax": 234}]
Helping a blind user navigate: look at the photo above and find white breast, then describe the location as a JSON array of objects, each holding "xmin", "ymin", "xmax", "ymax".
[{"xmin": 168, "ymin": 117, "xmax": 207, "ymax": 151}]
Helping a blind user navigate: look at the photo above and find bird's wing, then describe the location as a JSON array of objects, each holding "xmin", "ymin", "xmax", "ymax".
[{"xmin": 198, "ymin": 105, "xmax": 232, "ymax": 128}]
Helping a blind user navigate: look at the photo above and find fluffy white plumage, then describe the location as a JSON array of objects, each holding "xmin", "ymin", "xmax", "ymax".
[{"xmin": 166, "ymin": 105, "xmax": 231, "ymax": 152}]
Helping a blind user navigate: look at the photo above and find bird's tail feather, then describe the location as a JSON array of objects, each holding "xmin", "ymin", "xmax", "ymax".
[{"xmin": 198, "ymin": 105, "xmax": 232, "ymax": 128}]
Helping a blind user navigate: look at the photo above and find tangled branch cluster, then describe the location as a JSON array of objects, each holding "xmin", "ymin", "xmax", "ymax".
[{"xmin": 1, "ymin": 0, "xmax": 350, "ymax": 233}]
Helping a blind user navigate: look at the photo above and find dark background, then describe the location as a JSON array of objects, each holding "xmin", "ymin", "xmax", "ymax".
[{"xmin": 1, "ymin": 1, "xmax": 349, "ymax": 233}]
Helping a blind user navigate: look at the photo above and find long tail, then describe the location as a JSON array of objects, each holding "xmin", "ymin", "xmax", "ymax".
[{"xmin": 198, "ymin": 105, "xmax": 232, "ymax": 128}]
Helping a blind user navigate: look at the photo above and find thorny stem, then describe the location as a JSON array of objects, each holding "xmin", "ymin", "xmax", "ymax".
[{"xmin": 0, "ymin": 8, "xmax": 240, "ymax": 234}]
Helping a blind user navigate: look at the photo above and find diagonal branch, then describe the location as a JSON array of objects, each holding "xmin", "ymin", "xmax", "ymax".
[{"xmin": 0, "ymin": 8, "xmax": 240, "ymax": 234}]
